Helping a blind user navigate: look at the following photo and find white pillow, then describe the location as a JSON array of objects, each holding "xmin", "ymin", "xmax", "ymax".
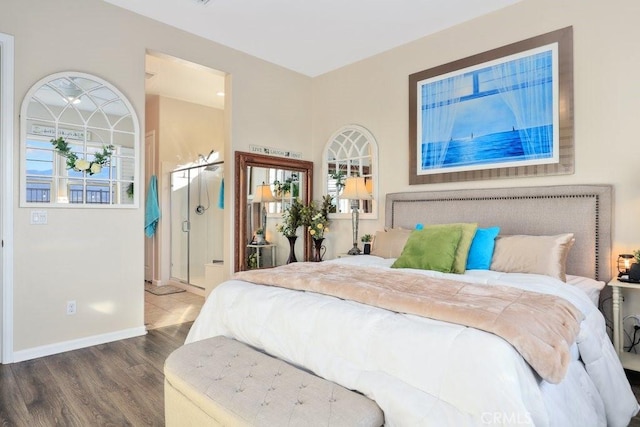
[{"xmin": 566, "ymin": 275, "xmax": 605, "ymax": 306}]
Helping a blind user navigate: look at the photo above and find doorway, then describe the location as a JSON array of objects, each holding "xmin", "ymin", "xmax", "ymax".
[
  {"xmin": 144, "ymin": 51, "xmax": 226, "ymax": 327},
  {"xmin": 0, "ymin": 32, "xmax": 14, "ymax": 363}
]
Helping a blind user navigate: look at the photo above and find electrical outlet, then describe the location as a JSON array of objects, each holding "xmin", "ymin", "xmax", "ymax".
[
  {"xmin": 66, "ymin": 300, "xmax": 77, "ymax": 315},
  {"xmin": 625, "ymin": 314, "xmax": 640, "ymax": 328}
]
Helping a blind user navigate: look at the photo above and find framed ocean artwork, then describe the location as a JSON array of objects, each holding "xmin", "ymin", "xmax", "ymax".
[{"xmin": 409, "ymin": 27, "xmax": 574, "ymax": 185}]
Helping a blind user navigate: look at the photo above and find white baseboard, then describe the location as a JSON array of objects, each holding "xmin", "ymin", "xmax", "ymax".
[{"xmin": 11, "ymin": 326, "xmax": 147, "ymax": 363}]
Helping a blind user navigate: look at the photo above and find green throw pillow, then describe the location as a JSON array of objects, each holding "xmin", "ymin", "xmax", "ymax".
[
  {"xmin": 391, "ymin": 227, "xmax": 463, "ymax": 273},
  {"xmin": 415, "ymin": 223, "xmax": 478, "ymax": 274}
]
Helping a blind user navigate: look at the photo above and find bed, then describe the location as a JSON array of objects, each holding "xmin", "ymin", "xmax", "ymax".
[{"xmin": 186, "ymin": 184, "xmax": 639, "ymax": 426}]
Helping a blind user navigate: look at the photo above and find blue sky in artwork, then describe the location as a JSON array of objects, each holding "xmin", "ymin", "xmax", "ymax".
[
  {"xmin": 420, "ymin": 49, "xmax": 555, "ymax": 170},
  {"xmin": 451, "ymin": 96, "xmax": 516, "ymax": 140}
]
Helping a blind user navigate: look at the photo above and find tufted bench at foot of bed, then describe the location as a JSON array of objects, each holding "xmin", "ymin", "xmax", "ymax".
[{"xmin": 164, "ymin": 335, "xmax": 384, "ymax": 426}]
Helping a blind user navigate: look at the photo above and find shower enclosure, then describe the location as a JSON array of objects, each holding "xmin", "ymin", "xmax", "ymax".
[{"xmin": 170, "ymin": 161, "xmax": 224, "ymax": 289}]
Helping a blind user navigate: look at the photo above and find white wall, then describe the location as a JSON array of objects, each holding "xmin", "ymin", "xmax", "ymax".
[
  {"xmin": 2, "ymin": 0, "xmax": 312, "ymax": 356},
  {"xmin": 312, "ymin": 0, "xmax": 640, "ymax": 273}
]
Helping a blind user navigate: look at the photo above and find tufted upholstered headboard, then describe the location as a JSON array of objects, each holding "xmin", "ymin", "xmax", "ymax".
[{"xmin": 385, "ymin": 185, "xmax": 613, "ymax": 282}]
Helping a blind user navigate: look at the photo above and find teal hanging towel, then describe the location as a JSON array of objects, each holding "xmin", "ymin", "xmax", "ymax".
[
  {"xmin": 145, "ymin": 175, "xmax": 161, "ymax": 237},
  {"xmin": 218, "ymin": 178, "xmax": 224, "ymax": 209}
]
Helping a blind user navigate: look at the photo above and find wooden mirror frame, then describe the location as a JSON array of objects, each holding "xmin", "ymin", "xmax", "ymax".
[{"xmin": 234, "ymin": 151, "xmax": 314, "ymax": 272}]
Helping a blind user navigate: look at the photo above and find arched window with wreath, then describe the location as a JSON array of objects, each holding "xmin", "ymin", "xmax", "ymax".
[{"xmin": 20, "ymin": 71, "xmax": 139, "ymax": 207}]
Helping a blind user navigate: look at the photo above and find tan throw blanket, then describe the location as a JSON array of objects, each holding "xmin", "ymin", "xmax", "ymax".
[{"xmin": 235, "ymin": 262, "xmax": 584, "ymax": 384}]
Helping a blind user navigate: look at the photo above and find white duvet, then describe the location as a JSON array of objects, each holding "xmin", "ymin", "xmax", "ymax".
[{"xmin": 186, "ymin": 256, "xmax": 639, "ymax": 426}]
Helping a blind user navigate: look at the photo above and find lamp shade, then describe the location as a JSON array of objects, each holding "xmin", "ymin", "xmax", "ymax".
[
  {"xmin": 253, "ymin": 183, "xmax": 275, "ymax": 203},
  {"xmin": 342, "ymin": 177, "xmax": 372, "ymax": 201},
  {"xmin": 365, "ymin": 177, "xmax": 373, "ymax": 195}
]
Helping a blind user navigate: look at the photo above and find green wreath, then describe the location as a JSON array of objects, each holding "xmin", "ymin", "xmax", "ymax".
[{"xmin": 51, "ymin": 137, "xmax": 114, "ymax": 176}]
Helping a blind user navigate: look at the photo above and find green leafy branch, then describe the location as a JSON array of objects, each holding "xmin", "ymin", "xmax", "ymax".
[{"xmin": 51, "ymin": 137, "xmax": 114, "ymax": 175}]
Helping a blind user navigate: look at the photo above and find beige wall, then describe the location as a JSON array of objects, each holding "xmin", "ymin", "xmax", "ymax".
[
  {"xmin": 156, "ymin": 96, "xmax": 224, "ymax": 165},
  {"xmin": 2, "ymin": 0, "xmax": 312, "ymax": 356},
  {"xmin": 4, "ymin": 0, "xmax": 640, "ymax": 357},
  {"xmin": 312, "ymin": 0, "xmax": 640, "ymax": 272}
]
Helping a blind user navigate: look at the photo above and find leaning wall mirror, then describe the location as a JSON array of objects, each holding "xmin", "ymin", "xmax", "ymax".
[
  {"xmin": 20, "ymin": 71, "xmax": 139, "ymax": 207},
  {"xmin": 322, "ymin": 124, "xmax": 378, "ymax": 218},
  {"xmin": 235, "ymin": 151, "xmax": 313, "ymax": 272}
]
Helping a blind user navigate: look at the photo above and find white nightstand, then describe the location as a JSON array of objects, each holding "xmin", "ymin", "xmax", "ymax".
[
  {"xmin": 608, "ymin": 278, "xmax": 640, "ymax": 371},
  {"xmin": 247, "ymin": 243, "xmax": 277, "ymax": 268}
]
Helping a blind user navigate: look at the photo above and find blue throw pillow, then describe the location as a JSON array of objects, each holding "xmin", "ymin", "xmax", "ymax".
[{"xmin": 466, "ymin": 226, "xmax": 501, "ymax": 270}]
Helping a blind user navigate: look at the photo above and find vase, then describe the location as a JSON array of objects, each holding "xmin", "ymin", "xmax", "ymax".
[
  {"xmin": 286, "ymin": 235, "xmax": 298, "ymax": 264},
  {"xmin": 313, "ymin": 238, "xmax": 326, "ymax": 262},
  {"xmin": 363, "ymin": 242, "xmax": 371, "ymax": 255}
]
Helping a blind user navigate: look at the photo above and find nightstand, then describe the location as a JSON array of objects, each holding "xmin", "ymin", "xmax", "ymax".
[
  {"xmin": 608, "ymin": 278, "xmax": 640, "ymax": 371},
  {"xmin": 247, "ymin": 243, "xmax": 277, "ymax": 268}
]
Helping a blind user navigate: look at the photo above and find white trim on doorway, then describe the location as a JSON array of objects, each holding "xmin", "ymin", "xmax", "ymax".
[{"xmin": 0, "ymin": 32, "xmax": 15, "ymax": 363}]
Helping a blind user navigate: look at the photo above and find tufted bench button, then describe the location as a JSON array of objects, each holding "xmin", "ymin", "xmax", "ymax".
[{"xmin": 164, "ymin": 336, "xmax": 384, "ymax": 426}]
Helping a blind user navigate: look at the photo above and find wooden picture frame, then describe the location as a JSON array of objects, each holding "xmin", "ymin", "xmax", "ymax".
[{"xmin": 409, "ymin": 27, "xmax": 574, "ymax": 185}]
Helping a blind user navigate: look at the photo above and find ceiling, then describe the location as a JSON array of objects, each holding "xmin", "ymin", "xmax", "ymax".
[
  {"xmin": 108, "ymin": 0, "xmax": 521, "ymax": 78},
  {"xmin": 145, "ymin": 53, "xmax": 226, "ymax": 110}
]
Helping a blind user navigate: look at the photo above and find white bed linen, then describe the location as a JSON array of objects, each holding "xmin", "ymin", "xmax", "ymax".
[
  {"xmin": 186, "ymin": 256, "xmax": 638, "ymax": 426},
  {"xmin": 565, "ymin": 275, "xmax": 605, "ymax": 306}
]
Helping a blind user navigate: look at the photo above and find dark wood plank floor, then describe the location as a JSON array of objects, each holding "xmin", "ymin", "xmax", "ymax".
[{"xmin": 0, "ymin": 322, "xmax": 191, "ymax": 427}]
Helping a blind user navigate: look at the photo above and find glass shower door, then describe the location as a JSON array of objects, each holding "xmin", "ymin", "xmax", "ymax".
[
  {"xmin": 170, "ymin": 169, "xmax": 190, "ymax": 284},
  {"xmin": 188, "ymin": 165, "xmax": 210, "ymax": 288},
  {"xmin": 170, "ymin": 162, "xmax": 225, "ymax": 289}
]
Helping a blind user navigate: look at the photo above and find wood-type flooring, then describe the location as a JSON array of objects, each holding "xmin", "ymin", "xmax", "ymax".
[
  {"xmin": 0, "ymin": 322, "xmax": 191, "ymax": 426},
  {"xmin": 2, "ymin": 320, "xmax": 640, "ymax": 426}
]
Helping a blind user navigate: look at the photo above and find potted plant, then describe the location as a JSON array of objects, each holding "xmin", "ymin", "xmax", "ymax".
[
  {"xmin": 330, "ymin": 171, "xmax": 346, "ymax": 192},
  {"xmin": 361, "ymin": 234, "xmax": 373, "ymax": 255},
  {"xmin": 247, "ymin": 252, "xmax": 258, "ymax": 270},
  {"xmin": 302, "ymin": 196, "xmax": 332, "ymax": 262},
  {"xmin": 273, "ymin": 174, "xmax": 299, "ymax": 199},
  {"xmin": 632, "ymin": 250, "xmax": 640, "ymax": 281},
  {"xmin": 255, "ymin": 227, "xmax": 266, "ymax": 244},
  {"xmin": 275, "ymin": 199, "xmax": 304, "ymax": 263}
]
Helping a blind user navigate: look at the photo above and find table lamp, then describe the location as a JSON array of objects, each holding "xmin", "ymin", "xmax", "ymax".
[
  {"xmin": 342, "ymin": 176, "xmax": 372, "ymax": 255},
  {"xmin": 618, "ymin": 254, "xmax": 635, "ymax": 277}
]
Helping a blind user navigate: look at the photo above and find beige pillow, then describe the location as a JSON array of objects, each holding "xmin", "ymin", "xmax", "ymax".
[
  {"xmin": 370, "ymin": 228, "xmax": 412, "ymax": 258},
  {"xmin": 490, "ymin": 233, "xmax": 575, "ymax": 282}
]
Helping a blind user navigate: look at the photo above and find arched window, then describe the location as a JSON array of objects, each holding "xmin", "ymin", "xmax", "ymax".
[
  {"xmin": 20, "ymin": 72, "xmax": 139, "ymax": 207},
  {"xmin": 323, "ymin": 125, "xmax": 378, "ymax": 218}
]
